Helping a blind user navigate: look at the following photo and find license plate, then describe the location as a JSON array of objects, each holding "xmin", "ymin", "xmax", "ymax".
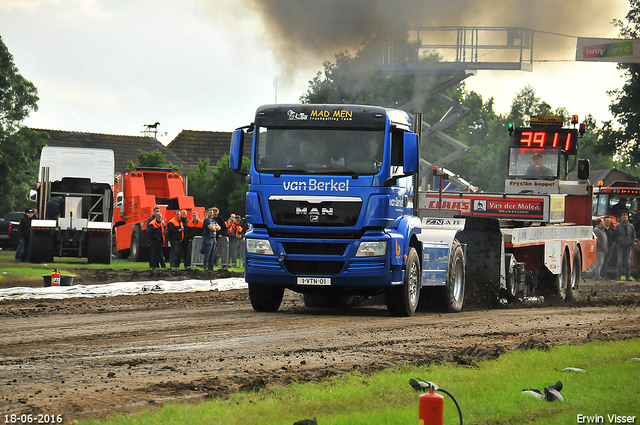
[{"xmin": 297, "ymin": 277, "xmax": 331, "ymax": 286}]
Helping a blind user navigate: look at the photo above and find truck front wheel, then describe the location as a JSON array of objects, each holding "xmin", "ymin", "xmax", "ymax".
[
  {"xmin": 386, "ymin": 247, "xmax": 420, "ymax": 317},
  {"xmin": 249, "ymin": 283, "xmax": 284, "ymax": 312},
  {"xmin": 130, "ymin": 226, "xmax": 149, "ymax": 262}
]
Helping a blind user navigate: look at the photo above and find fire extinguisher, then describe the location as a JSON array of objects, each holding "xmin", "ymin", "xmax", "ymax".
[
  {"xmin": 52, "ymin": 269, "xmax": 61, "ymax": 287},
  {"xmin": 412, "ymin": 379, "xmax": 463, "ymax": 425}
]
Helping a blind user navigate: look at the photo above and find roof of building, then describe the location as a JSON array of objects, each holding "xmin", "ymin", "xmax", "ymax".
[
  {"xmin": 166, "ymin": 130, "xmax": 251, "ymax": 171},
  {"xmin": 32, "ymin": 129, "xmax": 188, "ymax": 174},
  {"xmin": 568, "ymin": 168, "xmax": 639, "ymax": 186}
]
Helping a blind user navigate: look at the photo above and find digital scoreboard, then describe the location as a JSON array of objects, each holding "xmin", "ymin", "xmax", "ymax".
[{"xmin": 513, "ymin": 128, "xmax": 578, "ymax": 155}]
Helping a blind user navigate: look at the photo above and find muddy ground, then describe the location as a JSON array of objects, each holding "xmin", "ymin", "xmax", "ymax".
[{"xmin": 1, "ymin": 270, "xmax": 639, "ymax": 424}]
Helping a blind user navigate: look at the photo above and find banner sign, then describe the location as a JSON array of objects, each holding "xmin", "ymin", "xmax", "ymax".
[{"xmin": 576, "ymin": 38, "xmax": 640, "ymax": 63}]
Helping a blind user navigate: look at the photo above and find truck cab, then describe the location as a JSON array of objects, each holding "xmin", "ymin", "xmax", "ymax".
[{"xmin": 230, "ymin": 104, "xmax": 420, "ymax": 315}]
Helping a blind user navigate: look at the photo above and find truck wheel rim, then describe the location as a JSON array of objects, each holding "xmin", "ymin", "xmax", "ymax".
[
  {"xmin": 452, "ymin": 257, "xmax": 463, "ymax": 301},
  {"xmin": 409, "ymin": 261, "xmax": 419, "ymax": 305}
]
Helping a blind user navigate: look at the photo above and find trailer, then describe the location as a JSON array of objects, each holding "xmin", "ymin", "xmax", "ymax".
[
  {"xmin": 229, "ymin": 105, "xmax": 596, "ymax": 315},
  {"xmin": 112, "ymin": 168, "xmax": 205, "ymax": 261},
  {"xmin": 29, "ymin": 147, "xmax": 114, "ymax": 264}
]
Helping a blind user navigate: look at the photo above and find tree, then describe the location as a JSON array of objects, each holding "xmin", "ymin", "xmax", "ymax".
[
  {"xmin": 126, "ymin": 149, "xmax": 181, "ymax": 172},
  {"xmin": 0, "ymin": 36, "xmax": 47, "ymax": 216},
  {"xmin": 600, "ymin": 0, "xmax": 640, "ymax": 169},
  {"xmin": 210, "ymin": 156, "xmax": 250, "ymax": 218}
]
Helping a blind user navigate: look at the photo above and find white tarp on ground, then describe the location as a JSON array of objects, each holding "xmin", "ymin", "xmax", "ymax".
[{"xmin": 0, "ymin": 278, "xmax": 248, "ymax": 301}]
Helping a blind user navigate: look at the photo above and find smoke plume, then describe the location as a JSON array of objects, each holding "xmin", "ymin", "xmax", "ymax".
[{"xmin": 242, "ymin": 0, "xmax": 624, "ymax": 75}]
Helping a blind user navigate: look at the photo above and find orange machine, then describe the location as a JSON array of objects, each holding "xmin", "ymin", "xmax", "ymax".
[{"xmin": 112, "ymin": 168, "xmax": 205, "ymax": 261}]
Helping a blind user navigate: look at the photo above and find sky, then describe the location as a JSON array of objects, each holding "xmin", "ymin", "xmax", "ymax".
[{"xmin": 0, "ymin": 0, "xmax": 632, "ymax": 145}]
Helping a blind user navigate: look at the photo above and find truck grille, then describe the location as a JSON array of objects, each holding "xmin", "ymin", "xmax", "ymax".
[
  {"xmin": 269, "ymin": 199, "xmax": 361, "ymax": 226},
  {"xmin": 281, "ymin": 242, "xmax": 348, "ymax": 256},
  {"xmin": 284, "ymin": 260, "xmax": 345, "ymax": 276}
]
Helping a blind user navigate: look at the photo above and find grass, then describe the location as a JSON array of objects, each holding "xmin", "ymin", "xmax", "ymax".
[
  {"xmin": 0, "ymin": 250, "xmax": 244, "ymax": 287},
  {"xmin": 76, "ymin": 338, "xmax": 640, "ymax": 425}
]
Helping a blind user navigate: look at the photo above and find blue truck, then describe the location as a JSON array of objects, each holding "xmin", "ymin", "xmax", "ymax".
[{"xmin": 229, "ymin": 105, "xmax": 596, "ymax": 316}]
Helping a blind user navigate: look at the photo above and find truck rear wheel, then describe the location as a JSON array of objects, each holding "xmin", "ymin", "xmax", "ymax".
[
  {"xmin": 567, "ymin": 251, "xmax": 581, "ymax": 301},
  {"xmin": 249, "ymin": 283, "xmax": 284, "ymax": 312},
  {"xmin": 130, "ymin": 226, "xmax": 149, "ymax": 262},
  {"xmin": 440, "ymin": 240, "xmax": 466, "ymax": 312},
  {"xmin": 88, "ymin": 232, "xmax": 112, "ymax": 264},
  {"xmin": 552, "ymin": 252, "xmax": 571, "ymax": 301},
  {"xmin": 386, "ymin": 247, "xmax": 420, "ymax": 317},
  {"xmin": 28, "ymin": 230, "xmax": 55, "ymax": 263}
]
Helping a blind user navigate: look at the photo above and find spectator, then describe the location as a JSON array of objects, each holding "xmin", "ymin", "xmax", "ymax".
[
  {"xmin": 148, "ymin": 212, "xmax": 165, "ymax": 269},
  {"xmin": 45, "ymin": 196, "xmax": 63, "ymax": 220},
  {"xmin": 593, "ymin": 218, "xmax": 607, "ymax": 280},
  {"xmin": 601, "ymin": 216, "xmax": 615, "ymax": 279},
  {"xmin": 614, "ymin": 211, "xmax": 635, "ymax": 281},
  {"xmin": 167, "ymin": 210, "xmax": 184, "ymax": 268},
  {"xmin": 233, "ymin": 215, "xmax": 245, "ymax": 266},
  {"xmin": 201, "ymin": 208, "xmax": 221, "ymax": 270},
  {"xmin": 179, "ymin": 209, "xmax": 191, "ymax": 268},
  {"xmin": 211, "ymin": 207, "xmax": 228, "ymax": 267},
  {"xmin": 146, "ymin": 206, "xmax": 165, "ymax": 268},
  {"xmin": 226, "ymin": 214, "xmax": 242, "ymax": 267},
  {"xmin": 186, "ymin": 211, "xmax": 203, "ymax": 268},
  {"xmin": 16, "ymin": 208, "xmax": 36, "ymax": 262}
]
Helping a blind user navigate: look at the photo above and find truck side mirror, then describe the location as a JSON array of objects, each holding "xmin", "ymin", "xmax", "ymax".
[
  {"xmin": 29, "ymin": 190, "xmax": 38, "ymax": 203},
  {"xmin": 403, "ymin": 132, "xmax": 418, "ymax": 174},
  {"xmin": 577, "ymin": 158, "xmax": 590, "ymax": 180},
  {"xmin": 229, "ymin": 129, "xmax": 245, "ymax": 173}
]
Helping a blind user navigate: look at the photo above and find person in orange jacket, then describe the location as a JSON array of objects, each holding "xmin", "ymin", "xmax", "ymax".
[
  {"xmin": 148, "ymin": 212, "xmax": 166, "ymax": 269},
  {"xmin": 185, "ymin": 210, "xmax": 203, "ymax": 268},
  {"xmin": 167, "ymin": 209, "xmax": 184, "ymax": 268}
]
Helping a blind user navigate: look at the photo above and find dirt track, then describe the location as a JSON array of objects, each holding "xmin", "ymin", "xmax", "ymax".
[{"xmin": 1, "ymin": 272, "xmax": 639, "ymax": 424}]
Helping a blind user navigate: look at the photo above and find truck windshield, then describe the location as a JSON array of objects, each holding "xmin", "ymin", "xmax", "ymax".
[
  {"xmin": 255, "ymin": 128, "xmax": 384, "ymax": 175},
  {"xmin": 507, "ymin": 148, "xmax": 560, "ymax": 180}
]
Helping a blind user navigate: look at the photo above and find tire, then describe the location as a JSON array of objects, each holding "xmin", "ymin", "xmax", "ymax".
[
  {"xmin": 567, "ymin": 250, "xmax": 581, "ymax": 301},
  {"xmin": 112, "ymin": 231, "xmax": 129, "ymax": 259},
  {"xmin": 130, "ymin": 226, "xmax": 149, "ymax": 262},
  {"xmin": 441, "ymin": 240, "xmax": 466, "ymax": 312},
  {"xmin": 386, "ymin": 247, "xmax": 420, "ymax": 317},
  {"xmin": 88, "ymin": 232, "xmax": 112, "ymax": 264},
  {"xmin": 249, "ymin": 283, "xmax": 284, "ymax": 312},
  {"xmin": 28, "ymin": 230, "xmax": 55, "ymax": 263},
  {"xmin": 503, "ymin": 254, "xmax": 517, "ymax": 304},
  {"xmin": 553, "ymin": 251, "xmax": 570, "ymax": 301}
]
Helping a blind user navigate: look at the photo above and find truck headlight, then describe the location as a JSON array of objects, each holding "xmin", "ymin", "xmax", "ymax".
[
  {"xmin": 355, "ymin": 241, "xmax": 387, "ymax": 257},
  {"xmin": 246, "ymin": 239, "xmax": 274, "ymax": 255}
]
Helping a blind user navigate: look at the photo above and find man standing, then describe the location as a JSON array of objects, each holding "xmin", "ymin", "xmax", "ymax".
[
  {"xmin": 186, "ymin": 211, "xmax": 203, "ymax": 268},
  {"xmin": 211, "ymin": 207, "xmax": 228, "ymax": 267},
  {"xmin": 167, "ymin": 210, "xmax": 184, "ymax": 268},
  {"xmin": 614, "ymin": 212, "xmax": 636, "ymax": 281},
  {"xmin": 202, "ymin": 208, "xmax": 221, "ymax": 270},
  {"xmin": 179, "ymin": 209, "xmax": 191, "ymax": 268},
  {"xmin": 148, "ymin": 212, "xmax": 165, "ymax": 269},
  {"xmin": 601, "ymin": 216, "xmax": 616, "ymax": 279},
  {"xmin": 593, "ymin": 218, "xmax": 607, "ymax": 280},
  {"xmin": 17, "ymin": 208, "xmax": 36, "ymax": 262},
  {"xmin": 146, "ymin": 206, "xmax": 165, "ymax": 268}
]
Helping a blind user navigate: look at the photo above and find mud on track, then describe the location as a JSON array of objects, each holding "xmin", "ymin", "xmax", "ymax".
[{"xmin": 1, "ymin": 274, "xmax": 639, "ymax": 424}]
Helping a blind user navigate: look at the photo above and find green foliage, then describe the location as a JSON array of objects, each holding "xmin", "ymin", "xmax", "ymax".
[
  {"xmin": 185, "ymin": 155, "xmax": 249, "ymax": 218},
  {"xmin": 126, "ymin": 149, "xmax": 182, "ymax": 173},
  {"xmin": 600, "ymin": 1, "xmax": 640, "ymax": 167},
  {"xmin": 186, "ymin": 158, "xmax": 214, "ymax": 209},
  {"xmin": 297, "ymin": 31, "xmax": 619, "ymax": 191},
  {"xmin": 0, "ymin": 37, "xmax": 46, "ymax": 216},
  {"xmin": 78, "ymin": 338, "xmax": 640, "ymax": 425},
  {"xmin": 210, "ymin": 155, "xmax": 249, "ymax": 218}
]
